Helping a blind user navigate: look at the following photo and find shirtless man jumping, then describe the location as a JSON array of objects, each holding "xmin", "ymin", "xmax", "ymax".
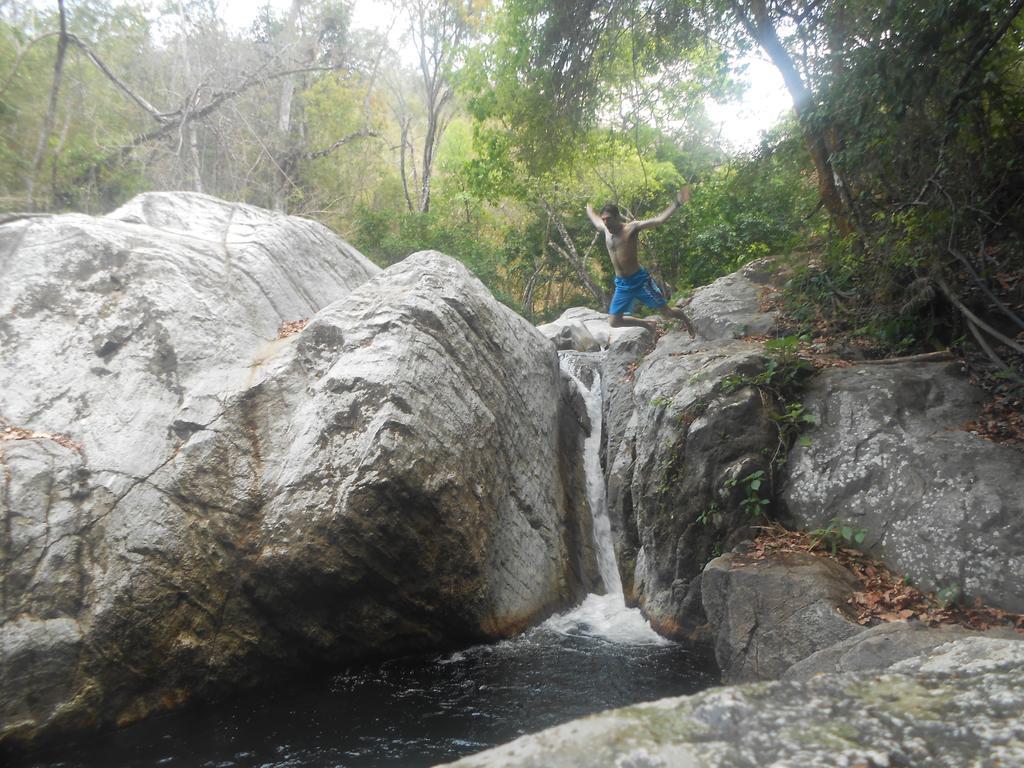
[{"xmin": 586, "ymin": 188, "xmax": 697, "ymax": 338}]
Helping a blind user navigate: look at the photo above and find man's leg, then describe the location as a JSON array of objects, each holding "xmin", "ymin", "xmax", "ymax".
[
  {"xmin": 609, "ymin": 284, "xmax": 657, "ymax": 333},
  {"xmin": 636, "ymin": 272, "xmax": 697, "ymax": 338},
  {"xmin": 663, "ymin": 305, "xmax": 697, "ymax": 338},
  {"xmin": 609, "ymin": 312, "xmax": 658, "ymax": 333}
]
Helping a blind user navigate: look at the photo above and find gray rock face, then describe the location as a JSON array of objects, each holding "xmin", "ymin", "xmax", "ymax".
[
  {"xmin": 438, "ymin": 637, "xmax": 1024, "ymax": 768},
  {"xmin": 603, "ymin": 333, "xmax": 778, "ymax": 640},
  {"xmin": 0, "ymin": 195, "xmax": 596, "ymax": 747},
  {"xmin": 537, "ymin": 308, "xmax": 605, "ymax": 352},
  {"xmin": 537, "ymin": 307, "xmax": 653, "ymax": 352},
  {"xmin": 786, "ymin": 620, "xmax": 1021, "ymax": 680},
  {"xmin": 702, "ymin": 553, "xmax": 866, "ymax": 683},
  {"xmin": 593, "ymin": 257, "xmax": 783, "ymax": 637},
  {"xmin": 782, "ymin": 361, "xmax": 1024, "ymax": 612},
  {"xmin": 686, "ymin": 260, "xmax": 779, "ymax": 340},
  {"xmin": 1, "ymin": 192, "xmax": 379, "ymax": 474}
]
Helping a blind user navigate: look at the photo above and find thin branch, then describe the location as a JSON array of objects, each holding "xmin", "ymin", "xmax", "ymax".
[
  {"xmin": 948, "ymin": 248, "xmax": 1024, "ymax": 333},
  {"xmin": 966, "ymin": 319, "xmax": 1024, "ymax": 385},
  {"xmin": 304, "ymin": 129, "xmax": 381, "ymax": 160},
  {"xmin": 938, "ymin": 280, "xmax": 1024, "ymax": 356},
  {"xmin": 542, "ymin": 199, "xmax": 608, "ymax": 307},
  {"xmin": 73, "ymin": 61, "xmax": 348, "ymax": 184},
  {"xmin": 66, "ymin": 34, "xmax": 170, "ymax": 121},
  {"xmin": 859, "ymin": 350, "xmax": 955, "ymax": 366}
]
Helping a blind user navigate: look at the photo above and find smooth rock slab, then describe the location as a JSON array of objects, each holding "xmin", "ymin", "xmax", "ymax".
[
  {"xmin": 438, "ymin": 637, "xmax": 1024, "ymax": 768},
  {"xmin": 786, "ymin": 620, "xmax": 1022, "ymax": 680},
  {"xmin": 702, "ymin": 552, "xmax": 865, "ymax": 683},
  {"xmin": 686, "ymin": 260, "xmax": 779, "ymax": 341},
  {"xmin": 782, "ymin": 361, "xmax": 1024, "ymax": 612},
  {"xmin": 537, "ymin": 307, "xmax": 650, "ymax": 352}
]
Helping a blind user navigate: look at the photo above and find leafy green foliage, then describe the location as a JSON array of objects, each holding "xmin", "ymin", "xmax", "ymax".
[
  {"xmin": 725, "ymin": 469, "xmax": 770, "ymax": 518},
  {"xmin": 721, "ymin": 335, "xmax": 815, "ymax": 397},
  {"xmin": 776, "ymin": 0, "xmax": 1024, "ymax": 372}
]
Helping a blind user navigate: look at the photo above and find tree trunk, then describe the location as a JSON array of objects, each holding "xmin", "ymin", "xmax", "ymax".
[
  {"xmin": 176, "ymin": 0, "xmax": 203, "ymax": 193},
  {"xmin": 399, "ymin": 116, "xmax": 414, "ymax": 212},
  {"xmin": 27, "ymin": 0, "xmax": 69, "ymax": 210},
  {"xmin": 731, "ymin": 0, "xmax": 854, "ymax": 236},
  {"xmin": 419, "ymin": 116, "xmax": 436, "ymax": 213},
  {"xmin": 273, "ymin": 0, "xmax": 304, "ymax": 212}
]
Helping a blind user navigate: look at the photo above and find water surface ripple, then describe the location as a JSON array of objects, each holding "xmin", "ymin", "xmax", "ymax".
[{"xmin": 24, "ymin": 596, "xmax": 716, "ymax": 768}]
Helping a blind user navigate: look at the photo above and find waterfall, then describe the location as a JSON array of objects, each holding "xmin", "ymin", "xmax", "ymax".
[
  {"xmin": 559, "ymin": 351, "xmax": 621, "ymax": 594},
  {"xmin": 555, "ymin": 351, "xmax": 667, "ymax": 644}
]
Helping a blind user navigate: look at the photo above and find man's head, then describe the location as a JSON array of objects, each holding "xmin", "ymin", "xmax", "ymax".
[{"xmin": 600, "ymin": 203, "xmax": 623, "ymax": 231}]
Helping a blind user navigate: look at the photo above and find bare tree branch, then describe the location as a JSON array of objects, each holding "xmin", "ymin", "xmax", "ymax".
[
  {"xmin": 66, "ymin": 34, "xmax": 170, "ymax": 121},
  {"xmin": 938, "ymin": 279, "xmax": 1024, "ymax": 356},
  {"xmin": 542, "ymin": 199, "xmax": 608, "ymax": 307},
  {"xmin": 966, "ymin": 318, "xmax": 1024, "ymax": 385},
  {"xmin": 304, "ymin": 129, "xmax": 382, "ymax": 159},
  {"xmin": 948, "ymin": 247, "xmax": 1024, "ymax": 334},
  {"xmin": 72, "ymin": 61, "xmax": 347, "ymax": 185}
]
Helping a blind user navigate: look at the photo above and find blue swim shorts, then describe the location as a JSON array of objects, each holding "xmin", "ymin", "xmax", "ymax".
[{"xmin": 608, "ymin": 268, "xmax": 667, "ymax": 316}]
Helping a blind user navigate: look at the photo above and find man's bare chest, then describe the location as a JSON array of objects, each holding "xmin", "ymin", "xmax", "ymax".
[{"xmin": 604, "ymin": 228, "xmax": 638, "ymax": 257}]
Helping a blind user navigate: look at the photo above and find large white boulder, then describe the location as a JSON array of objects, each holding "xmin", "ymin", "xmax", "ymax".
[{"xmin": 0, "ymin": 195, "xmax": 596, "ymax": 748}]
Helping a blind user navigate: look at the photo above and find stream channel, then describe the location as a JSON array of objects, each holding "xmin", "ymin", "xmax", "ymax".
[{"xmin": 23, "ymin": 352, "xmax": 716, "ymax": 768}]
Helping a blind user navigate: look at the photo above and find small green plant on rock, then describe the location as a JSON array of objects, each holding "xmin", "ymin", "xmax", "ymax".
[
  {"xmin": 720, "ymin": 335, "xmax": 815, "ymax": 396},
  {"xmin": 770, "ymin": 402, "xmax": 818, "ymax": 468},
  {"xmin": 808, "ymin": 517, "xmax": 868, "ymax": 555},
  {"xmin": 726, "ymin": 470, "xmax": 770, "ymax": 518},
  {"xmin": 697, "ymin": 501, "xmax": 718, "ymax": 526},
  {"xmin": 936, "ymin": 584, "xmax": 962, "ymax": 609}
]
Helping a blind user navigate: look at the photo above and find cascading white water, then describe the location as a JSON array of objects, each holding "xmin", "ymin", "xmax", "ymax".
[
  {"xmin": 556, "ymin": 352, "xmax": 667, "ymax": 645},
  {"xmin": 559, "ymin": 352, "xmax": 621, "ymax": 594}
]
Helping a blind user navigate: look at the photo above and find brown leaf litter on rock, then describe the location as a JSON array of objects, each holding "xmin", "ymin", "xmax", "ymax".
[
  {"xmin": 743, "ymin": 523, "xmax": 1024, "ymax": 635},
  {"xmin": 963, "ymin": 394, "xmax": 1024, "ymax": 447},
  {"xmin": 276, "ymin": 318, "xmax": 309, "ymax": 339},
  {"xmin": 0, "ymin": 424, "xmax": 83, "ymax": 454}
]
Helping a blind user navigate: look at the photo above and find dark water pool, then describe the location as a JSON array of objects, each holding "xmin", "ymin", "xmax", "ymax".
[{"xmin": 20, "ymin": 595, "xmax": 717, "ymax": 768}]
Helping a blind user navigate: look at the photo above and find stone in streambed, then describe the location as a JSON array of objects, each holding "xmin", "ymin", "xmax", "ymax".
[
  {"xmin": 786, "ymin": 619, "xmax": 1022, "ymax": 680},
  {"xmin": 701, "ymin": 552, "xmax": 866, "ymax": 683}
]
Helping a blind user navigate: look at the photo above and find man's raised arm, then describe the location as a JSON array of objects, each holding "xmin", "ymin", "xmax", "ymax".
[
  {"xmin": 586, "ymin": 203, "xmax": 606, "ymax": 231},
  {"xmin": 634, "ymin": 187, "xmax": 690, "ymax": 231}
]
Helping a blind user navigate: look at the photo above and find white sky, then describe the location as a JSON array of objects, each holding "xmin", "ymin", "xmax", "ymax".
[{"xmin": 706, "ymin": 54, "xmax": 791, "ymax": 151}]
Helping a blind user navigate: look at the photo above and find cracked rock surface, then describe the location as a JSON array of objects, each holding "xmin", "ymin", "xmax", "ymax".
[
  {"xmin": 0, "ymin": 194, "xmax": 596, "ymax": 748},
  {"xmin": 782, "ymin": 361, "xmax": 1024, "ymax": 613}
]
